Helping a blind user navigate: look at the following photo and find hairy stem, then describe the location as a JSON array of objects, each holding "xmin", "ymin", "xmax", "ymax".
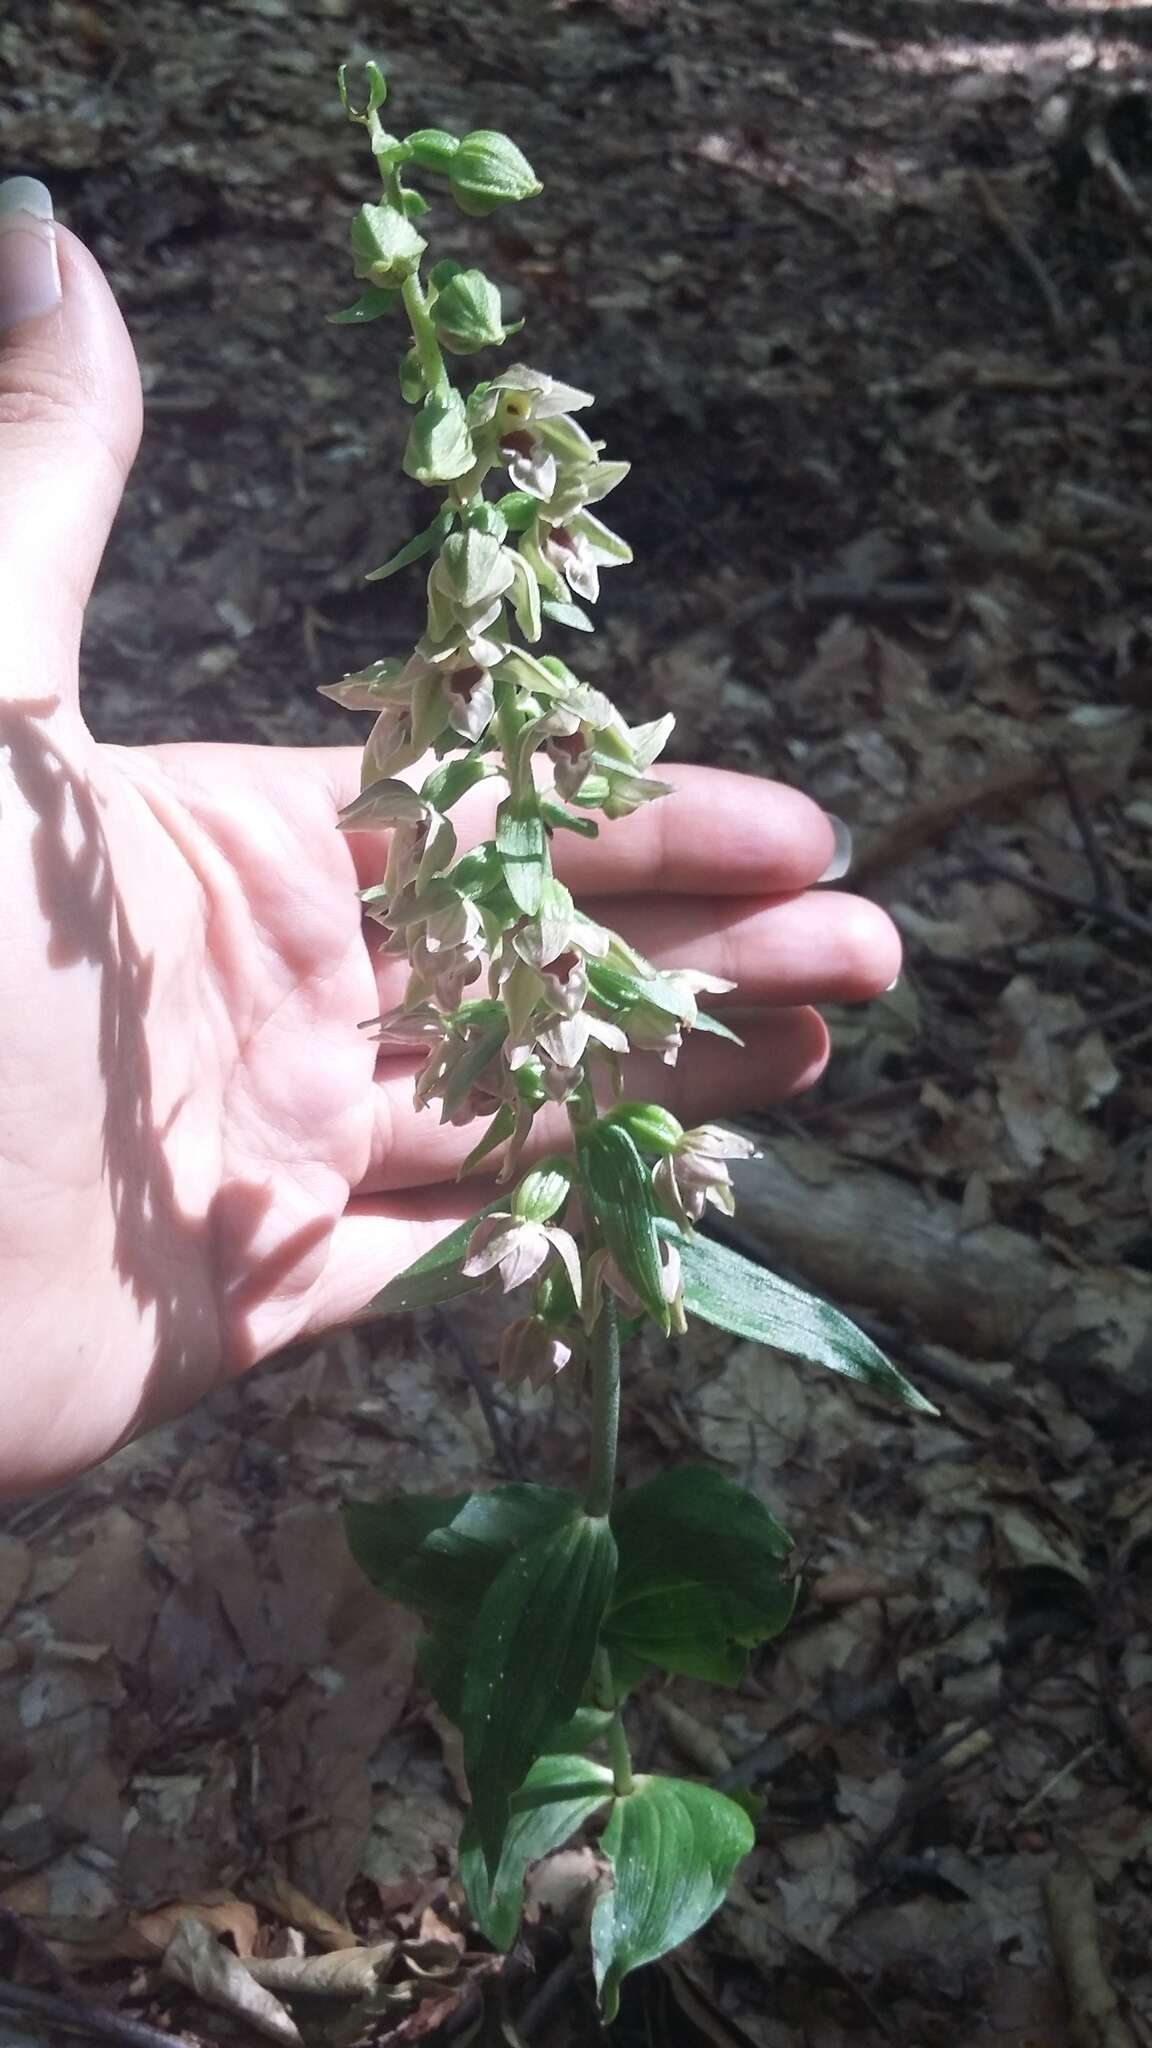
[
  {"xmin": 401, "ymin": 271, "xmax": 449, "ymax": 401},
  {"xmin": 585, "ymin": 1292, "xmax": 620, "ymax": 1518}
]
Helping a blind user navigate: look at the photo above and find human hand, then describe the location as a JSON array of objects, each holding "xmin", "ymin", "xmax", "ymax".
[{"xmin": 0, "ymin": 185, "xmax": 900, "ymax": 1493}]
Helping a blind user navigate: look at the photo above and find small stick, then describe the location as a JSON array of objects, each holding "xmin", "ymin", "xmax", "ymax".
[
  {"xmin": 958, "ymin": 854, "xmax": 1152, "ymax": 951},
  {"xmin": 1046, "ymin": 1855, "xmax": 1136, "ymax": 2048},
  {"xmin": 433, "ymin": 1310, "xmax": 524, "ymax": 1479},
  {"xmin": 972, "ymin": 171, "xmax": 1069, "ymax": 338},
  {"xmin": 1052, "ymin": 748, "xmax": 1116, "ymax": 908}
]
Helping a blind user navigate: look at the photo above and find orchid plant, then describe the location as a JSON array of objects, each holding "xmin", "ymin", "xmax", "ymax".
[{"xmin": 329, "ymin": 64, "xmax": 933, "ymax": 2017}]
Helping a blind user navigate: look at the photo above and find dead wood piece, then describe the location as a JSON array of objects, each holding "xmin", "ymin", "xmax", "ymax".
[
  {"xmin": 727, "ymin": 1140, "xmax": 1152, "ymax": 1420},
  {"xmin": 1046, "ymin": 1857, "xmax": 1136, "ymax": 2048},
  {"xmin": 972, "ymin": 172, "xmax": 1069, "ymax": 338},
  {"xmin": 0, "ymin": 1981, "xmax": 190, "ymax": 2048}
]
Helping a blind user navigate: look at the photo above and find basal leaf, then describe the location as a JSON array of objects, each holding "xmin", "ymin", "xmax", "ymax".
[
  {"xmin": 592, "ymin": 1776, "xmax": 754, "ymax": 2022},
  {"xmin": 345, "ymin": 1483, "xmax": 579, "ymax": 1628},
  {"xmin": 462, "ymin": 1512, "xmax": 617, "ymax": 1872},
  {"xmin": 460, "ymin": 1753, "xmax": 613, "ymax": 1949}
]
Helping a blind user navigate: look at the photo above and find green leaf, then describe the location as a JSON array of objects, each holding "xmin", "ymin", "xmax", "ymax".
[
  {"xmin": 578, "ymin": 1122, "xmax": 668, "ymax": 1331},
  {"xmin": 438, "ymin": 1014, "xmax": 509, "ymax": 1123},
  {"xmin": 496, "ymin": 797, "xmax": 547, "ymax": 915},
  {"xmin": 403, "ymin": 390, "xmax": 476, "ymax": 486},
  {"xmin": 420, "ymin": 753, "xmax": 491, "ymax": 812},
  {"xmin": 365, "ymin": 507, "xmax": 455, "ymax": 582},
  {"xmin": 326, "ymin": 285, "xmax": 399, "ymax": 325},
  {"xmin": 541, "ymin": 596, "xmax": 595, "ymax": 632},
  {"xmin": 592, "ymin": 1776, "xmax": 754, "ymax": 2021},
  {"xmin": 346, "ymin": 1483, "xmax": 579, "ymax": 1629},
  {"xmin": 364, "ymin": 1202, "xmax": 504, "ymax": 1314},
  {"xmin": 674, "ymin": 1228, "xmax": 938, "ymax": 1413},
  {"xmin": 691, "ymin": 1010, "xmax": 745, "ymax": 1046},
  {"xmin": 540, "ymin": 795, "xmax": 599, "ymax": 838},
  {"xmin": 460, "ymin": 1754, "xmax": 613, "ymax": 1949},
  {"xmin": 604, "ymin": 1468, "xmax": 795, "ymax": 1683},
  {"xmin": 338, "ymin": 58, "xmax": 388, "ymax": 120},
  {"xmin": 462, "ymin": 1512, "xmax": 617, "ymax": 1872}
]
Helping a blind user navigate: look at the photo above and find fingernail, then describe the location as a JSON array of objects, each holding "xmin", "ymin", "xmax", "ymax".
[
  {"xmin": 0, "ymin": 177, "xmax": 61, "ymax": 336},
  {"xmin": 882, "ymin": 974, "xmax": 900, "ymax": 994},
  {"xmin": 816, "ymin": 814, "xmax": 853, "ymax": 884}
]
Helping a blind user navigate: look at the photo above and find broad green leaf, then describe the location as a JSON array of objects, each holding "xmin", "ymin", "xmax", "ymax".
[
  {"xmin": 578, "ymin": 1122, "xmax": 668, "ymax": 1331},
  {"xmin": 365, "ymin": 507, "xmax": 455, "ymax": 581},
  {"xmin": 496, "ymin": 797, "xmax": 547, "ymax": 915},
  {"xmin": 604, "ymin": 1467, "xmax": 795, "ymax": 1682},
  {"xmin": 592, "ymin": 1777, "xmax": 755, "ymax": 2021},
  {"xmin": 673, "ymin": 1228, "xmax": 938, "ymax": 1413},
  {"xmin": 326, "ymin": 285, "xmax": 399, "ymax": 324},
  {"xmin": 365, "ymin": 1201, "xmax": 504, "ymax": 1314},
  {"xmin": 460, "ymin": 1754, "xmax": 613, "ymax": 1949},
  {"xmin": 345, "ymin": 1483, "xmax": 578, "ymax": 1627},
  {"xmin": 462, "ymin": 1512, "xmax": 617, "ymax": 1872}
]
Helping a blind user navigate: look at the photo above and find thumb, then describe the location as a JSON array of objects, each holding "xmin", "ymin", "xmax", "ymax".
[{"xmin": 0, "ymin": 178, "xmax": 143, "ymax": 696}]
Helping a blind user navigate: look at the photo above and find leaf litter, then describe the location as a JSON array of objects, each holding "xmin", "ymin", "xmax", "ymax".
[{"xmin": 2, "ymin": 0, "xmax": 1152, "ymax": 2040}]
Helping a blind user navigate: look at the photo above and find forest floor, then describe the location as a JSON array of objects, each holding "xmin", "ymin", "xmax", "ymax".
[{"xmin": 2, "ymin": 0, "xmax": 1152, "ymax": 2043}]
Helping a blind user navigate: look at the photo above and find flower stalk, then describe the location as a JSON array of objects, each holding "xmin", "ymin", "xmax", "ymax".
[{"xmin": 330, "ymin": 58, "xmax": 930, "ymax": 2016}]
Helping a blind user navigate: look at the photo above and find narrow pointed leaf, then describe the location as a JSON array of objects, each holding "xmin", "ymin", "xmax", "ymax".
[
  {"xmin": 327, "ymin": 285, "xmax": 399, "ymax": 324},
  {"xmin": 365, "ymin": 1202, "xmax": 505, "ymax": 1314},
  {"xmin": 460, "ymin": 1754, "xmax": 613, "ymax": 1949},
  {"xmin": 672, "ymin": 1228, "xmax": 938, "ymax": 1413},
  {"xmin": 592, "ymin": 1777, "xmax": 754, "ymax": 2021},
  {"xmin": 462, "ymin": 1512, "xmax": 617, "ymax": 1871},
  {"xmin": 366, "ymin": 508, "xmax": 455, "ymax": 581},
  {"xmin": 541, "ymin": 596, "xmax": 595, "ymax": 632}
]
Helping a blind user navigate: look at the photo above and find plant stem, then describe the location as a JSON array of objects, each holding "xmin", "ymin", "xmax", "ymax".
[
  {"xmin": 401, "ymin": 272, "xmax": 450, "ymax": 400},
  {"xmin": 608, "ymin": 1709, "xmax": 635, "ymax": 1797},
  {"xmin": 585, "ymin": 1292, "xmax": 620, "ymax": 1518}
]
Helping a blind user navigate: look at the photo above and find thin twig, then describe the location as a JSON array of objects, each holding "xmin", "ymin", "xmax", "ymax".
[
  {"xmin": 1052, "ymin": 747, "xmax": 1117, "ymax": 908},
  {"xmin": 0, "ymin": 1982, "xmax": 191, "ymax": 2048},
  {"xmin": 972, "ymin": 171, "xmax": 1069, "ymax": 337},
  {"xmin": 432, "ymin": 1310, "xmax": 523, "ymax": 1479},
  {"xmin": 957, "ymin": 853, "xmax": 1152, "ymax": 950}
]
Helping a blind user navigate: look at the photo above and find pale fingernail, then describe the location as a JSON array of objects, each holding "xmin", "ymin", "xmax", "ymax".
[
  {"xmin": 816, "ymin": 814, "xmax": 853, "ymax": 884},
  {"xmin": 0, "ymin": 177, "xmax": 61, "ymax": 337},
  {"xmin": 882, "ymin": 974, "xmax": 900, "ymax": 993}
]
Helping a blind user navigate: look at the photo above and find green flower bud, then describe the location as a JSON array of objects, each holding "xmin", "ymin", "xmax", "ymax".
[
  {"xmin": 434, "ymin": 268, "xmax": 508, "ymax": 354},
  {"xmin": 512, "ymin": 1159, "xmax": 575, "ymax": 1224},
  {"xmin": 405, "ymin": 127, "xmax": 461, "ymax": 172},
  {"xmin": 403, "ymin": 391, "xmax": 476, "ymax": 486},
  {"xmin": 463, "ymin": 501, "xmax": 509, "ymax": 542},
  {"xmin": 512, "ymin": 1059, "xmax": 548, "ymax": 1109},
  {"xmin": 534, "ymin": 1264, "xmax": 579, "ymax": 1327},
  {"xmin": 350, "ymin": 202, "xmax": 425, "ymax": 286},
  {"xmin": 449, "ymin": 130, "xmax": 542, "ymax": 216},
  {"xmin": 603, "ymin": 1101, "xmax": 685, "ymax": 1157},
  {"xmin": 398, "ymin": 346, "xmax": 425, "ymax": 405},
  {"xmin": 497, "ymin": 490, "xmax": 537, "ymax": 533}
]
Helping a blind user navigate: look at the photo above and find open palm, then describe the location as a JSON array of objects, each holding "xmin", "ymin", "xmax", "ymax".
[{"xmin": 0, "ymin": 218, "xmax": 899, "ymax": 1493}]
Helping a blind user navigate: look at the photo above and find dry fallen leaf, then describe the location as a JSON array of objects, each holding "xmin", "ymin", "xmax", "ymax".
[{"xmin": 162, "ymin": 1915, "xmax": 303, "ymax": 2046}]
